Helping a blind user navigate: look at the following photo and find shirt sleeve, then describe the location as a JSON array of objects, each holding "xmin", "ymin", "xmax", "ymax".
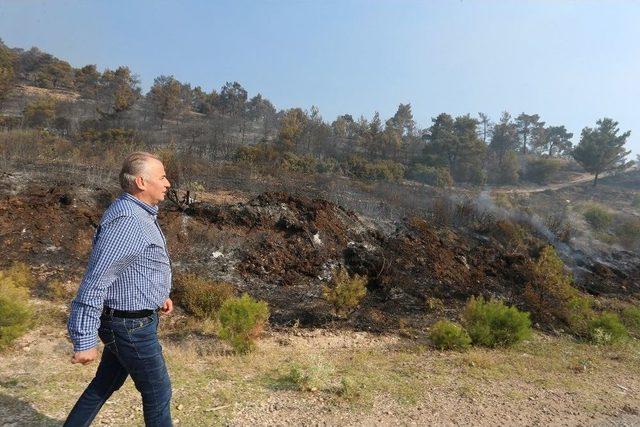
[{"xmin": 68, "ymin": 215, "xmax": 148, "ymax": 352}]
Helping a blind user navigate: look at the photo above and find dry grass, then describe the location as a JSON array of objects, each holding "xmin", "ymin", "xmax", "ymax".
[{"xmin": 1, "ymin": 302, "xmax": 639, "ymax": 425}]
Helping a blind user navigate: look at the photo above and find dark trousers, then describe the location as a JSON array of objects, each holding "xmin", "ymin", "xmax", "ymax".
[{"xmin": 64, "ymin": 312, "xmax": 172, "ymax": 427}]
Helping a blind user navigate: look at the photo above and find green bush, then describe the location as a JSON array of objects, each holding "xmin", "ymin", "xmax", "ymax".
[
  {"xmin": 0, "ymin": 269, "xmax": 33, "ymax": 350},
  {"xmin": 429, "ymin": 320, "xmax": 471, "ymax": 351},
  {"xmin": 632, "ymin": 194, "xmax": 640, "ymax": 209},
  {"xmin": 322, "ymin": 266, "xmax": 367, "ymax": 317},
  {"xmin": 524, "ymin": 157, "xmax": 563, "ymax": 184},
  {"xmin": 274, "ymin": 358, "xmax": 333, "ymax": 391},
  {"xmin": 462, "ymin": 296, "xmax": 532, "ymax": 347},
  {"xmin": 280, "ymin": 152, "xmax": 317, "ymax": 173},
  {"xmin": 407, "ymin": 164, "xmax": 453, "ymax": 188},
  {"xmin": 523, "ymin": 246, "xmax": 589, "ymax": 329},
  {"xmin": 583, "ymin": 204, "xmax": 612, "ymax": 231},
  {"xmin": 218, "ymin": 293, "xmax": 269, "ymax": 354},
  {"xmin": 587, "ymin": 312, "xmax": 628, "ymax": 345},
  {"xmin": 621, "ymin": 305, "xmax": 640, "ymax": 338},
  {"xmin": 347, "ymin": 156, "xmax": 405, "ymax": 181},
  {"xmin": 173, "ymin": 273, "xmax": 235, "ymax": 319},
  {"xmin": 0, "ymin": 262, "xmax": 36, "ymax": 289}
]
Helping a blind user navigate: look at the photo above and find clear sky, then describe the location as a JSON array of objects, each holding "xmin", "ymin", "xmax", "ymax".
[{"xmin": 1, "ymin": 0, "xmax": 639, "ymax": 156}]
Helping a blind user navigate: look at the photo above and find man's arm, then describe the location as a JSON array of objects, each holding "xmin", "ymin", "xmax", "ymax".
[{"xmin": 68, "ymin": 215, "xmax": 147, "ymax": 356}]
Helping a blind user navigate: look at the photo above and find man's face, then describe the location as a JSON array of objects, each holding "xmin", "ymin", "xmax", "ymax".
[{"xmin": 140, "ymin": 159, "xmax": 171, "ymax": 206}]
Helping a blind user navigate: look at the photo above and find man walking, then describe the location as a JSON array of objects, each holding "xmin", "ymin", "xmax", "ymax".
[{"xmin": 65, "ymin": 152, "xmax": 174, "ymax": 427}]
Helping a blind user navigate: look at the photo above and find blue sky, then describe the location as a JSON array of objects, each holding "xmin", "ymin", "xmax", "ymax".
[{"xmin": 1, "ymin": 0, "xmax": 639, "ymax": 155}]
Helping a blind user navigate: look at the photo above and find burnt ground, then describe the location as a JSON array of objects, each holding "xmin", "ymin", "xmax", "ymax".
[{"xmin": 1, "ymin": 168, "xmax": 639, "ymax": 333}]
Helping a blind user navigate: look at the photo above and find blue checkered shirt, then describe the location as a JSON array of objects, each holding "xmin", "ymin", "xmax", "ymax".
[{"xmin": 68, "ymin": 192, "xmax": 172, "ymax": 351}]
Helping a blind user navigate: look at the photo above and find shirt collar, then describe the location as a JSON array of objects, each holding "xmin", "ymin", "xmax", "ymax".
[{"xmin": 121, "ymin": 192, "xmax": 159, "ymax": 217}]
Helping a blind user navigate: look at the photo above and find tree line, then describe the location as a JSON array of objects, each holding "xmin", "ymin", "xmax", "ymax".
[{"xmin": 0, "ymin": 39, "xmax": 634, "ymax": 187}]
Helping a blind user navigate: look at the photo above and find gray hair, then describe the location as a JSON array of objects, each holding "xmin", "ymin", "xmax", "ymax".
[{"xmin": 119, "ymin": 151, "xmax": 161, "ymax": 192}]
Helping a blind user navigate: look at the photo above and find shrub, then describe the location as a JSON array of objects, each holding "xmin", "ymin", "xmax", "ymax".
[
  {"xmin": 490, "ymin": 219, "xmax": 527, "ymax": 248},
  {"xmin": 407, "ymin": 164, "xmax": 453, "ymax": 188},
  {"xmin": 524, "ymin": 157, "xmax": 563, "ymax": 184},
  {"xmin": 275, "ymin": 358, "xmax": 333, "ymax": 391},
  {"xmin": 0, "ymin": 262, "xmax": 36, "ymax": 290},
  {"xmin": 620, "ymin": 305, "xmax": 640, "ymax": 338},
  {"xmin": 23, "ymin": 97, "xmax": 57, "ymax": 128},
  {"xmin": 587, "ymin": 312, "xmax": 628, "ymax": 345},
  {"xmin": 173, "ymin": 273, "xmax": 235, "ymax": 319},
  {"xmin": 462, "ymin": 296, "xmax": 532, "ymax": 347},
  {"xmin": 632, "ymin": 194, "xmax": 640, "ymax": 209},
  {"xmin": 0, "ymin": 271, "xmax": 33, "ymax": 350},
  {"xmin": 523, "ymin": 246, "xmax": 584, "ymax": 325},
  {"xmin": 46, "ymin": 279, "xmax": 77, "ymax": 302},
  {"xmin": 613, "ymin": 217, "xmax": 640, "ymax": 250},
  {"xmin": 218, "ymin": 293, "xmax": 269, "ymax": 354},
  {"xmin": 280, "ymin": 152, "xmax": 317, "ymax": 173},
  {"xmin": 347, "ymin": 156, "xmax": 405, "ymax": 181},
  {"xmin": 429, "ymin": 320, "xmax": 471, "ymax": 351},
  {"xmin": 583, "ymin": 204, "xmax": 612, "ymax": 231},
  {"xmin": 322, "ymin": 266, "xmax": 367, "ymax": 317}
]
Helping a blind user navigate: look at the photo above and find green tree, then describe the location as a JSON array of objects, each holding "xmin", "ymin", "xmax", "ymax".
[
  {"xmin": 0, "ymin": 39, "xmax": 15, "ymax": 100},
  {"xmin": 572, "ymin": 118, "xmax": 632, "ymax": 186},
  {"xmin": 477, "ymin": 112, "xmax": 492, "ymax": 144},
  {"xmin": 536, "ymin": 125, "xmax": 573, "ymax": 157},
  {"xmin": 147, "ymin": 75, "xmax": 184, "ymax": 129},
  {"xmin": 277, "ymin": 108, "xmax": 307, "ymax": 152},
  {"xmin": 98, "ymin": 66, "xmax": 141, "ymax": 117},
  {"xmin": 516, "ymin": 113, "xmax": 544, "ymax": 155},
  {"xmin": 423, "ymin": 113, "xmax": 486, "ymax": 183},
  {"xmin": 74, "ymin": 64, "xmax": 101, "ymax": 99},
  {"xmin": 36, "ymin": 60, "xmax": 75, "ymax": 89},
  {"xmin": 489, "ymin": 111, "xmax": 519, "ymax": 181}
]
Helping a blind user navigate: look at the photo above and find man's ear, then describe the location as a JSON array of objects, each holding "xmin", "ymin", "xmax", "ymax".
[{"xmin": 134, "ymin": 175, "xmax": 146, "ymax": 191}]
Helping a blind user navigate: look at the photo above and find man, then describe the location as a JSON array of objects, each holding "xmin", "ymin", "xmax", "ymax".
[{"xmin": 65, "ymin": 152, "xmax": 174, "ymax": 427}]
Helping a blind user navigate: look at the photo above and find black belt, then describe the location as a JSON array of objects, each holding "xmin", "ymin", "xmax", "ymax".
[{"xmin": 102, "ymin": 306, "xmax": 159, "ymax": 318}]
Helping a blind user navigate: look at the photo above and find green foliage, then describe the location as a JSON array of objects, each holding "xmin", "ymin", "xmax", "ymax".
[
  {"xmin": 322, "ymin": 266, "xmax": 367, "ymax": 317},
  {"xmin": 280, "ymin": 152, "xmax": 317, "ymax": 173},
  {"xmin": 490, "ymin": 219, "xmax": 527, "ymax": 247},
  {"xmin": 524, "ymin": 157, "xmax": 563, "ymax": 184},
  {"xmin": 234, "ymin": 143, "xmax": 280, "ymax": 165},
  {"xmin": 218, "ymin": 293, "xmax": 269, "ymax": 354},
  {"xmin": 587, "ymin": 312, "xmax": 628, "ymax": 345},
  {"xmin": 347, "ymin": 156, "xmax": 405, "ymax": 181},
  {"xmin": 23, "ymin": 97, "xmax": 57, "ymax": 128},
  {"xmin": 572, "ymin": 118, "xmax": 632, "ymax": 186},
  {"xmin": 316, "ymin": 157, "xmax": 340, "ymax": 173},
  {"xmin": 0, "ymin": 262, "xmax": 36, "ymax": 289},
  {"xmin": 428, "ymin": 320, "xmax": 471, "ymax": 351},
  {"xmin": 620, "ymin": 305, "xmax": 640, "ymax": 338},
  {"xmin": 0, "ymin": 265, "xmax": 34, "ymax": 350},
  {"xmin": 583, "ymin": 204, "xmax": 612, "ymax": 231},
  {"xmin": 274, "ymin": 358, "xmax": 333, "ymax": 392},
  {"xmin": 493, "ymin": 150, "xmax": 520, "ymax": 185},
  {"xmin": 462, "ymin": 296, "xmax": 532, "ymax": 347},
  {"xmin": 632, "ymin": 194, "xmax": 640, "ymax": 209},
  {"xmin": 523, "ymin": 246, "xmax": 585, "ymax": 327},
  {"xmin": 407, "ymin": 164, "xmax": 453, "ymax": 187},
  {"xmin": 0, "ymin": 41, "xmax": 15, "ymax": 100},
  {"xmin": 173, "ymin": 273, "xmax": 235, "ymax": 319}
]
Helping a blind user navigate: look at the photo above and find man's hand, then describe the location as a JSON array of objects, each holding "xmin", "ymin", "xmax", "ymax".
[
  {"xmin": 161, "ymin": 298, "xmax": 173, "ymax": 315},
  {"xmin": 71, "ymin": 348, "xmax": 98, "ymax": 365}
]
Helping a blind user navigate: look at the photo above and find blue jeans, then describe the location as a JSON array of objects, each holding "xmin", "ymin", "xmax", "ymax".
[{"xmin": 64, "ymin": 312, "xmax": 172, "ymax": 427}]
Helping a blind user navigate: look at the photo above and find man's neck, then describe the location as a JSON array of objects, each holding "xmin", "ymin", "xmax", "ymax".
[{"xmin": 128, "ymin": 191, "xmax": 157, "ymax": 207}]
